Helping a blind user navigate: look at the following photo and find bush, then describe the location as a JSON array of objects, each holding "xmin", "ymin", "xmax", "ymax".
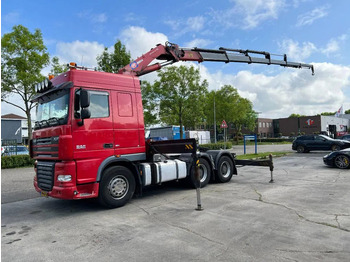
[
  {"xmin": 1, "ymin": 155, "xmax": 35, "ymax": 169},
  {"xmin": 200, "ymin": 141, "xmax": 233, "ymax": 150}
]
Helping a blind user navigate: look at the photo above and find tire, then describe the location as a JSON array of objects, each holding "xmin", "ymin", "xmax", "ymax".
[
  {"xmin": 98, "ymin": 166, "xmax": 135, "ymax": 208},
  {"xmin": 216, "ymin": 156, "xmax": 234, "ymax": 183},
  {"xmin": 296, "ymin": 145, "xmax": 305, "ymax": 153},
  {"xmin": 189, "ymin": 158, "xmax": 211, "ymax": 188},
  {"xmin": 331, "ymin": 144, "xmax": 341, "ymax": 151},
  {"xmin": 334, "ymin": 155, "xmax": 350, "ymax": 169}
]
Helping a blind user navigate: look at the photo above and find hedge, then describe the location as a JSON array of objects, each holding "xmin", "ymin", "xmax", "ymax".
[
  {"xmin": 1, "ymin": 155, "xmax": 35, "ymax": 169},
  {"xmin": 199, "ymin": 141, "xmax": 233, "ymax": 150}
]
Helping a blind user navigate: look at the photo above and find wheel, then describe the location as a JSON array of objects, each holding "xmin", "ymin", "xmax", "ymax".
[
  {"xmin": 334, "ymin": 155, "xmax": 350, "ymax": 169},
  {"xmin": 216, "ymin": 156, "xmax": 234, "ymax": 183},
  {"xmin": 331, "ymin": 144, "xmax": 341, "ymax": 151},
  {"xmin": 189, "ymin": 158, "xmax": 211, "ymax": 188},
  {"xmin": 296, "ymin": 145, "xmax": 305, "ymax": 153},
  {"xmin": 98, "ymin": 166, "xmax": 135, "ymax": 208}
]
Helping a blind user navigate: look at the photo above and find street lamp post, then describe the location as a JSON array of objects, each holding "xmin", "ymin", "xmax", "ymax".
[{"xmin": 214, "ymin": 93, "xmax": 217, "ymax": 143}]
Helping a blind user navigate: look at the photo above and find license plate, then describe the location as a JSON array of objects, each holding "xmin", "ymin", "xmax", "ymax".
[{"xmin": 40, "ymin": 191, "xmax": 48, "ymax": 197}]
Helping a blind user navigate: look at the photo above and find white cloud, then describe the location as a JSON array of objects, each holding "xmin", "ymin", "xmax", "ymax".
[
  {"xmin": 2, "ymin": 12, "xmax": 20, "ymax": 25},
  {"xmin": 184, "ymin": 38, "xmax": 213, "ymax": 48},
  {"xmin": 186, "ymin": 16, "xmax": 205, "ymax": 31},
  {"xmin": 211, "ymin": 0, "xmax": 286, "ymax": 29},
  {"xmin": 197, "ymin": 62, "xmax": 350, "ymax": 118},
  {"xmin": 119, "ymin": 26, "xmax": 168, "ymax": 59},
  {"xmin": 55, "ymin": 40, "xmax": 105, "ymax": 68},
  {"xmin": 164, "ymin": 16, "xmax": 206, "ymax": 37},
  {"xmin": 296, "ymin": 5, "xmax": 329, "ymax": 27},
  {"xmin": 279, "ymin": 39, "xmax": 317, "ymax": 61},
  {"xmin": 78, "ymin": 10, "xmax": 107, "ymax": 23},
  {"xmin": 280, "ymin": 34, "xmax": 348, "ymax": 60}
]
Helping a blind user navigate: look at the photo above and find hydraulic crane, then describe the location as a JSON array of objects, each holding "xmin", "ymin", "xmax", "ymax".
[
  {"xmin": 119, "ymin": 41, "xmax": 314, "ymax": 76},
  {"xmin": 31, "ymin": 40, "xmax": 314, "ymax": 208}
]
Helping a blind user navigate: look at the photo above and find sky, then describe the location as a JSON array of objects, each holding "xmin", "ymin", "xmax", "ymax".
[{"xmin": 1, "ymin": 0, "xmax": 350, "ymax": 119}]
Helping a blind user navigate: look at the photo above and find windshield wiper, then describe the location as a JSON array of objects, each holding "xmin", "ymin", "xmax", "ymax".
[{"xmin": 48, "ymin": 116, "xmax": 67, "ymax": 126}]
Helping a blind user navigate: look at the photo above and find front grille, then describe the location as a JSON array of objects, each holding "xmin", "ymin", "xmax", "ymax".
[
  {"xmin": 32, "ymin": 137, "xmax": 59, "ymax": 158},
  {"xmin": 37, "ymin": 162, "xmax": 55, "ymax": 191}
]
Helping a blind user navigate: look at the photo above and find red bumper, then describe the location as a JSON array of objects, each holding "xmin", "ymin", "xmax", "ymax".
[
  {"xmin": 34, "ymin": 160, "xmax": 99, "ymax": 200},
  {"xmin": 34, "ymin": 179, "xmax": 99, "ymax": 199}
]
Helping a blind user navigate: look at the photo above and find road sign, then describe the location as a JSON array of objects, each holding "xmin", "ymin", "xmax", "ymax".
[{"xmin": 221, "ymin": 120, "xmax": 228, "ymax": 128}]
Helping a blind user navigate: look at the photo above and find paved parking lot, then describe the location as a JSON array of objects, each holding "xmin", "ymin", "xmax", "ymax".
[{"xmin": 1, "ymin": 152, "xmax": 350, "ymax": 261}]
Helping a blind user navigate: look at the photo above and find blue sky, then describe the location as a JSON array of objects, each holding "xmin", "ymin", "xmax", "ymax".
[{"xmin": 2, "ymin": 0, "xmax": 350, "ymax": 119}]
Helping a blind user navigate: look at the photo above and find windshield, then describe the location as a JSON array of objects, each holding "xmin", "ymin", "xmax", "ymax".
[
  {"xmin": 35, "ymin": 91, "xmax": 69, "ymax": 129},
  {"xmin": 319, "ymin": 135, "xmax": 333, "ymax": 141}
]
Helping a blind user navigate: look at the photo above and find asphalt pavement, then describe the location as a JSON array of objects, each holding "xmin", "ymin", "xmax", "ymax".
[{"xmin": 1, "ymin": 150, "xmax": 350, "ymax": 261}]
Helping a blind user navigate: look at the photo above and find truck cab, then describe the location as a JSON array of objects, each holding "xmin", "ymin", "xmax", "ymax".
[{"xmin": 32, "ymin": 68, "xmax": 146, "ymax": 201}]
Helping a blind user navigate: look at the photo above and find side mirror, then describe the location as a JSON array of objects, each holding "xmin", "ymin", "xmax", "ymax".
[
  {"xmin": 80, "ymin": 89, "xmax": 90, "ymax": 108},
  {"xmin": 77, "ymin": 89, "xmax": 91, "ymax": 126},
  {"xmin": 81, "ymin": 108, "xmax": 91, "ymax": 119}
]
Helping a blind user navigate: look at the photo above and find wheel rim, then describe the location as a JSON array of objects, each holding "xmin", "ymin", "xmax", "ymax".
[
  {"xmin": 108, "ymin": 175, "xmax": 129, "ymax": 199},
  {"xmin": 220, "ymin": 160, "xmax": 231, "ymax": 178},
  {"xmin": 335, "ymin": 156, "xmax": 349, "ymax": 168},
  {"xmin": 297, "ymin": 146, "xmax": 304, "ymax": 153},
  {"xmin": 199, "ymin": 164, "xmax": 208, "ymax": 183}
]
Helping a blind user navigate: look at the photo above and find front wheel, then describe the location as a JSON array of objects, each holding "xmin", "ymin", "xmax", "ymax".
[
  {"xmin": 216, "ymin": 156, "xmax": 234, "ymax": 183},
  {"xmin": 98, "ymin": 166, "xmax": 135, "ymax": 208},
  {"xmin": 334, "ymin": 155, "xmax": 350, "ymax": 169},
  {"xmin": 297, "ymin": 145, "xmax": 305, "ymax": 153}
]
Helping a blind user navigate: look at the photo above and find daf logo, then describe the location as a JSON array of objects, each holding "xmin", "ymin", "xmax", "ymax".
[{"xmin": 76, "ymin": 145, "xmax": 86, "ymax": 150}]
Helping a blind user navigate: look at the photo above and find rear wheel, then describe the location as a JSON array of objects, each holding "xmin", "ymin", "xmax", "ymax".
[
  {"xmin": 98, "ymin": 166, "xmax": 135, "ymax": 208},
  {"xmin": 216, "ymin": 156, "xmax": 234, "ymax": 183},
  {"xmin": 296, "ymin": 145, "xmax": 305, "ymax": 153},
  {"xmin": 334, "ymin": 155, "xmax": 350, "ymax": 169},
  {"xmin": 331, "ymin": 144, "xmax": 341, "ymax": 151},
  {"xmin": 189, "ymin": 158, "xmax": 211, "ymax": 188}
]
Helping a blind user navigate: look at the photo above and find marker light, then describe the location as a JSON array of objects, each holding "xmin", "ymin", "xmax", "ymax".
[{"xmin": 57, "ymin": 175, "xmax": 72, "ymax": 182}]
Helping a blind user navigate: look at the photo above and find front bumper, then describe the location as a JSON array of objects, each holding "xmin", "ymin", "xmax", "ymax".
[
  {"xmin": 323, "ymin": 154, "xmax": 334, "ymax": 167},
  {"xmin": 34, "ymin": 179, "xmax": 99, "ymax": 199},
  {"xmin": 34, "ymin": 160, "xmax": 99, "ymax": 200}
]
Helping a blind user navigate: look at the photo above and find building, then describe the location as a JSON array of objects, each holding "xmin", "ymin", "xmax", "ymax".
[
  {"xmin": 198, "ymin": 114, "xmax": 350, "ymax": 142},
  {"xmin": 274, "ymin": 115, "xmax": 349, "ymax": 138},
  {"xmin": 1, "ymin": 114, "xmax": 29, "ymax": 144}
]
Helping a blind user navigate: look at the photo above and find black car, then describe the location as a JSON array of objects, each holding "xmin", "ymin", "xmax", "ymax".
[
  {"xmin": 339, "ymin": 134, "xmax": 350, "ymax": 141},
  {"xmin": 323, "ymin": 148, "xmax": 350, "ymax": 169},
  {"xmin": 292, "ymin": 135, "xmax": 350, "ymax": 153}
]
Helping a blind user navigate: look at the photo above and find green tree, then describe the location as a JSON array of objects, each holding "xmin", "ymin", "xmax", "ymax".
[
  {"xmin": 206, "ymin": 85, "xmax": 256, "ymax": 144},
  {"xmin": 345, "ymin": 109, "xmax": 350, "ymax": 114},
  {"xmin": 154, "ymin": 65, "xmax": 208, "ymax": 138},
  {"xmin": 141, "ymin": 80, "xmax": 159, "ymax": 127},
  {"xmin": 96, "ymin": 40, "xmax": 131, "ymax": 73},
  {"xmin": 1, "ymin": 25, "xmax": 49, "ymax": 140},
  {"xmin": 288, "ymin": 113, "xmax": 306, "ymax": 118},
  {"xmin": 49, "ymin": 56, "xmax": 67, "ymax": 75},
  {"xmin": 320, "ymin": 112, "xmax": 336, "ymax": 116}
]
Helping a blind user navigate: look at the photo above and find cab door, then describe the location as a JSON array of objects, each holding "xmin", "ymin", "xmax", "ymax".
[
  {"xmin": 72, "ymin": 88, "xmax": 114, "ymax": 184},
  {"xmin": 112, "ymin": 91, "xmax": 144, "ymax": 157}
]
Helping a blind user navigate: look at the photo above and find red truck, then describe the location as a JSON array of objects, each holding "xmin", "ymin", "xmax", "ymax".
[{"xmin": 30, "ymin": 42, "xmax": 314, "ymax": 208}]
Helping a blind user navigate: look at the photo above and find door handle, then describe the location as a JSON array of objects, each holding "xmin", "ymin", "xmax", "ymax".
[{"xmin": 103, "ymin": 143, "xmax": 113, "ymax": 149}]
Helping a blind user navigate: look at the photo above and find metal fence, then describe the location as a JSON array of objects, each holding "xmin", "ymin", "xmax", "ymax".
[{"xmin": 1, "ymin": 140, "xmax": 28, "ymax": 156}]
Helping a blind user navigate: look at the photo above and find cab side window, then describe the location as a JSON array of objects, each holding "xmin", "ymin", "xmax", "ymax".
[{"xmin": 75, "ymin": 89, "xmax": 109, "ymax": 119}]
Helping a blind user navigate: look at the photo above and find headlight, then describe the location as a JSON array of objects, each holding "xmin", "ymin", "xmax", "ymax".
[{"xmin": 57, "ymin": 175, "xmax": 72, "ymax": 182}]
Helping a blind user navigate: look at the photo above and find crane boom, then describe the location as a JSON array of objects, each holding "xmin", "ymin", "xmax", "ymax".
[{"xmin": 118, "ymin": 42, "xmax": 314, "ymax": 76}]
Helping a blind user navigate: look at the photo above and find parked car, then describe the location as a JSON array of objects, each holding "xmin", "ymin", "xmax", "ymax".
[
  {"xmin": 1, "ymin": 145, "xmax": 29, "ymax": 156},
  {"xmin": 323, "ymin": 148, "xmax": 350, "ymax": 169},
  {"xmin": 292, "ymin": 135, "xmax": 350, "ymax": 153},
  {"xmin": 339, "ymin": 134, "xmax": 350, "ymax": 141}
]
